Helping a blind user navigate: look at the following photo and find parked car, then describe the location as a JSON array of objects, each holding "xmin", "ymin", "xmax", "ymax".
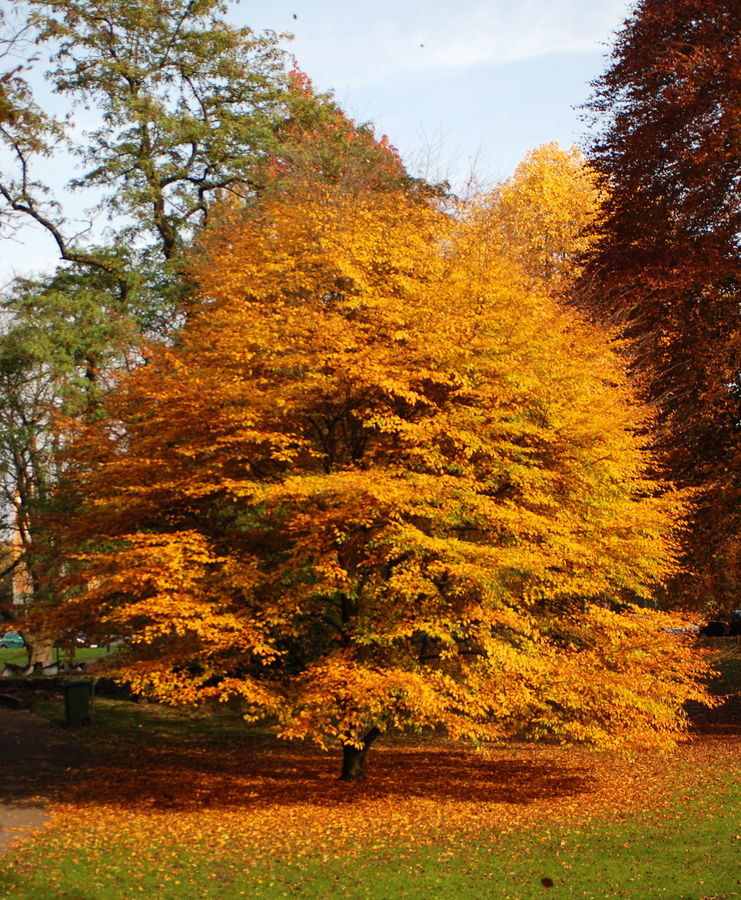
[{"xmin": 0, "ymin": 630, "xmax": 25, "ymax": 649}]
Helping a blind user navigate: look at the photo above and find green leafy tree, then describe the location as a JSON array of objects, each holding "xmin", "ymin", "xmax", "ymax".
[
  {"xmin": 2, "ymin": 0, "xmax": 287, "ymax": 273},
  {"xmin": 0, "ymin": 265, "xmax": 140, "ymax": 658}
]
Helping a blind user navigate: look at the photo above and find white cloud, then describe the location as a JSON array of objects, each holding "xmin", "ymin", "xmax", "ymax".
[{"xmin": 247, "ymin": 0, "xmax": 632, "ymax": 90}]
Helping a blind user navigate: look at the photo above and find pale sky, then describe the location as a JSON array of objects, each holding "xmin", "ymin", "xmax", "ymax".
[
  {"xmin": 239, "ymin": 0, "xmax": 632, "ymax": 183},
  {"xmin": 0, "ymin": 0, "xmax": 634, "ymax": 283}
]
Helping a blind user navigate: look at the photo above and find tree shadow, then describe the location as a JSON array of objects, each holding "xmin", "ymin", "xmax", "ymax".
[
  {"xmin": 0, "ymin": 708, "xmax": 91, "ymax": 805},
  {"xmin": 61, "ymin": 736, "xmax": 598, "ymax": 813},
  {"xmin": 687, "ymin": 693, "xmax": 741, "ymax": 736},
  {"xmin": 8, "ymin": 691, "xmax": 738, "ymax": 817}
]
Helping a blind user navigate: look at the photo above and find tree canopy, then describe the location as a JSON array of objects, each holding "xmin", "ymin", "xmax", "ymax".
[
  {"xmin": 0, "ymin": 1, "xmax": 721, "ymax": 778},
  {"xmin": 579, "ymin": 0, "xmax": 741, "ymax": 610},
  {"xmin": 477, "ymin": 143, "xmax": 603, "ymax": 294},
  {"xmin": 48, "ymin": 179, "xmax": 712, "ymax": 778}
]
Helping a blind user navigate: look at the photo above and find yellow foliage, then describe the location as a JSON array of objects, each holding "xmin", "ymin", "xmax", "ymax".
[
  {"xmin": 476, "ymin": 142, "xmax": 604, "ymax": 293},
  {"xmin": 51, "ymin": 175, "xmax": 713, "ymax": 758}
]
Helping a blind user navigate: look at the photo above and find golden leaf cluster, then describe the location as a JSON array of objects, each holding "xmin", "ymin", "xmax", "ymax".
[{"xmin": 52, "ymin": 167, "xmax": 713, "ymax": 755}]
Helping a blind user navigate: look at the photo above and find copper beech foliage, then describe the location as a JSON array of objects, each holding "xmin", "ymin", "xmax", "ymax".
[
  {"xmin": 580, "ymin": 0, "xmax": 741, "ymax": 609},
  {"xmin": 52, "ymin": 178, "xmax": 714, "ymax": 771}
]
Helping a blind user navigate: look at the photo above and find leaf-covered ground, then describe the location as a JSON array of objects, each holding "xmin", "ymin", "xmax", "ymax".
[
  {"xmin": 37, "ymin": 726, "xmax": 741, "ymax": 854},
  {"xmin": 2, "ymin": 689, "xmax": 740, "ymax": 899}
]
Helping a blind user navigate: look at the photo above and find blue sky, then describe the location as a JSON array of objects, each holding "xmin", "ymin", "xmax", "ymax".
[
  {"xmin": 239, "ymin": 0, "xmax": 633, "ymax": 185},
  {"xmin": 0, "ymin": 0, "xmax": 634, "ymax": 281}
]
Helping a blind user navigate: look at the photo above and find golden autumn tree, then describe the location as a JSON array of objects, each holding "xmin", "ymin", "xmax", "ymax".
[
  {"xmin": 480, "ymin": 142, "xmax": 603, "ymax": 294},
  {"xmin": 51, "ymin": 179, "xmax": 713, "ymax": 780}
]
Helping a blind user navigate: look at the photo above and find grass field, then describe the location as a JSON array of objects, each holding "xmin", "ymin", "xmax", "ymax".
[
  {"xmin": 0, "ymin": 646, "xmax": 112, "ymax": 667},
  {"xmin": 1, "ymin": 640, "xmax": 739, "ymax": 900}
]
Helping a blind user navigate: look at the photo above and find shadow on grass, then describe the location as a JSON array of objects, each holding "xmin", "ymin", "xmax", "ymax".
[
  {"xmin": 687, "ymin": 693, "xmax": 741, "ymax": 736},
  {"xmin": 62, "ymin": 729, "xmax": 597, "ymax": 813},
  {"xmin": 0, "ymin": 707, "xmax": 91, "ymax": 806},
  {"xmin": 5, "ymin": 678, "xmax": 740, "ymax": 818}
]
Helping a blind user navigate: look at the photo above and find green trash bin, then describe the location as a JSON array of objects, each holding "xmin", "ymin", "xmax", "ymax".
[{"xmin": 63, "ymin": 678, "xmax": 92, "ymax": 727}]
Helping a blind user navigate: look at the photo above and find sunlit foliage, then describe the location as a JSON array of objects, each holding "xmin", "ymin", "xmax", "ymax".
[
  {"xmin": 476, "ymin": 143, "xmax": 603, "ymax": 294},
  {"xmin": 50, "ymin": 179, "xmax": 713, "ymax": 774}
]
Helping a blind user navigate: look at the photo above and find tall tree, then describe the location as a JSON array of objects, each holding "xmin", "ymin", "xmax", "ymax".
[
  {"xmin": 2, "ymin": 0, "xmax": 287, "ymax": 276},
  {"xmin": 579, "ymin": 0, "xmax": 741, "ymax": 610},
  {"xmin": 479, "ymin": 143, "xmax": 603, "ymax": 295},
  {"xmin": 48, "ymin": 180, "xmax": 712, "ymax": 779},
  {"xmin": 264, "ymin": 64, "xmax": 425, "ymax": 198}
]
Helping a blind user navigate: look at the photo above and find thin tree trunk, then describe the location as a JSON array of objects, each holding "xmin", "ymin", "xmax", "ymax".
[{"xmin": 339, "ymin": 726, "xmax": 380, "ymax": 781}]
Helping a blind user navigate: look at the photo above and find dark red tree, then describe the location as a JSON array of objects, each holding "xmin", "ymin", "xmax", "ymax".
[{"xmin": 579, "ymin": 0, "xmax": 741, "ymax": 610}]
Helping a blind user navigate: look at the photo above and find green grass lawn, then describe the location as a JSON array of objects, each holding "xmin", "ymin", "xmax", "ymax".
[
  {"xmin": 2, "ymin": 642, "xmax": 739, "ymax": 900},
  {"xmin": 0, "ymin": 646, "xmax": 112, "ymax": 667}
]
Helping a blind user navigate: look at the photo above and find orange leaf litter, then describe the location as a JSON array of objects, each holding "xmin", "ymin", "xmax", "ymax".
[{"xmin": 43, "ymin": 728, "xmax": 740, "ymax": 864}]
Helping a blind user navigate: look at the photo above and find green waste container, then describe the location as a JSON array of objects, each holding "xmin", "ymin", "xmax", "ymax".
[{"xmin": 63, "ymin": 678, "xmax": 92, "ymax": 727}]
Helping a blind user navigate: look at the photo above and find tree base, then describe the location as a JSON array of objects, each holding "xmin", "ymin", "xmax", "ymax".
[{"xmin": 339, "ymin": 726, "xmax": 380, "ymax": 781}]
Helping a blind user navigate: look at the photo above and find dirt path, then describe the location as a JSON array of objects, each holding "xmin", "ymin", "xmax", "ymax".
[{"xmin": 0, "ymin": 707, "xmax": 91, "ymax": 854}]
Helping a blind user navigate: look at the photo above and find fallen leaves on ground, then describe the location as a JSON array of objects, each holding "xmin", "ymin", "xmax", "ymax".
[{"xmin": 40, "ymin": 718, "xmax": 741, "ymax": 867}]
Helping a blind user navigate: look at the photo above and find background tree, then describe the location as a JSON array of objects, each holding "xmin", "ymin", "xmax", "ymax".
[
  {"xmin": 0, "ymin": 0, "xmax": 286, "ymax": 651},
  {"xmin": 2, "ymin": 0, "xmax": 287, "ymax": 276},
  {"xmin": 0, "ymin": 265, "xmax": 139, "ymax": 658},
  {"xmin": 1, "ymin": 2, "xmax": 418, "ymax": 287},
  {"xmin": 579, "ymin": 0, "xmax": 741, "ymax": 610},
  {"xmin": 264, "ymin": 64, "xmax": 428, "ymax": 199},
  {"xmin": 478, "ymin": 142, "xmax": 603, "ymax": 294},
  {"xmin": 49, "ymin": 180, "xmax": 712, "ymax": 779}
]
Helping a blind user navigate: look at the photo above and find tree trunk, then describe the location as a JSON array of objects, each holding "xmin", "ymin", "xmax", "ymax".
[
  {"xmin": 339, "ymin": 726, "xmax": 380, "ymax": 781},
  {"xmin": 23, "ymin": 630, "xmax": 55, "ymax": 666}
]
